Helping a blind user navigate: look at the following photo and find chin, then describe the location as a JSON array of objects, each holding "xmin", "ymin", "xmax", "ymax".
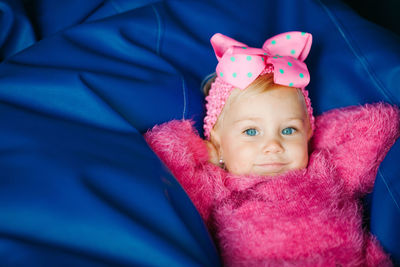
[
  {"xmin": 257, "ymin": 170, "xmax": 286, "ymax": 177},
  {"xmin": 255, "ymin": 165, "xmax": 306, "ymax": 177}
]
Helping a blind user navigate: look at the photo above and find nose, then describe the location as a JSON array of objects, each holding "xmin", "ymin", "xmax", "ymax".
[{"xmin": 262, "ymin": 137, "xmax": 284, "ymax": 154}]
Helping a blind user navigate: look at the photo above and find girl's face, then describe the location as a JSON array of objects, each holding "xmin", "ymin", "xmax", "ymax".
[{"xmin": 211, "ymin": 86, "xmax": 312, "ymax": 176}]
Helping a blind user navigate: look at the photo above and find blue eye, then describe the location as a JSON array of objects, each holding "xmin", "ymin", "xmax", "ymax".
[
  {"xmin": 282, "ymin": 127, "xmax": 296, "ymax": 135},
  {"xmin": 244, "ymin": 128, "xmax": 258, "ymax": 136}
]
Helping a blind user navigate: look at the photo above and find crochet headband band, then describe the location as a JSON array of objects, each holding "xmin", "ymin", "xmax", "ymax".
[{"xmin": 204, "ymin": 31, "xmax": 315, "ymax": 139}]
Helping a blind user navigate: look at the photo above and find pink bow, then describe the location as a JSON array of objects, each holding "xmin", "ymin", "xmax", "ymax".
[{"xmin": 211, "ymin": 32, "xmax": 312, "ymax": 89}]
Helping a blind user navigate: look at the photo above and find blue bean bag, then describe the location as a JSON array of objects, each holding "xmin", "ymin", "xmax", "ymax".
[{"xmin": 0, "ymin": 0, "xmax": 399, "ymax": 266}]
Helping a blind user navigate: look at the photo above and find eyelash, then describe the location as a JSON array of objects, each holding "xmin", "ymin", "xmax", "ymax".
[
  {"xmin": 242, "ymin": 127, "xmax": 298, "ymax": 136},
  {"xmin": 243, "ymin": 128, "xmax": 259, "ymax": 136},
  {"xmin": 281, "ymin": 127, "xmax": 297, "ymax": 135}
]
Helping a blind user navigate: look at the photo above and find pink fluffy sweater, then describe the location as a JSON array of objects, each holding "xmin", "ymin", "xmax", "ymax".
[{"xmin": 145, "ymin": 103, "xmax": 400, "ymax": 266}]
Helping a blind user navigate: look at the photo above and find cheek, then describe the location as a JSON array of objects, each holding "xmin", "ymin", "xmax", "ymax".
[
  {"xmin": 221, "ymin": 139, "xmax": 256, "ymax": 174},
  {"xmin": 288, "ymin": 141, "xmax": 309, "ymax": 168}
]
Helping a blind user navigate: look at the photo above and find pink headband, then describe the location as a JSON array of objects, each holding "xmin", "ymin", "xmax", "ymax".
[{"xmin": 204, "ymin": 31, "xmax": 315, "ymax": 139}]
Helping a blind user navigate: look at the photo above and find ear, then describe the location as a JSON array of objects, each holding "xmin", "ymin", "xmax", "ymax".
[
  {"xmin": 209, "ymin": 128, "xmax": 222, "ymax": 158},
  {"xmin": 205, "ymin": 140, "xmax": 219, "ymax": 165},
  {"xmin": 306, "ymin": 120, "xmax": 314, "ymax": 141},
  {"xmin": 308, "ymin": 128, "xmax": 313, "ymax": 141},
  {"xmin": 210, "ymin": 129, "xmax": 221, "ymax": 148}
]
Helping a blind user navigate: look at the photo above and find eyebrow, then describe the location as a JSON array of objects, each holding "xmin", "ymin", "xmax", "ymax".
[
  {"xmin": 233, "ymin": 117, "xmax": 262, "ymax": 124},
  {"xmin": 286, "ymin": 117, "xmax": 305, "ymax": 122},
  {"xmin": 233, "ymin": 117, "xmax": 305, "ymax": 124}
]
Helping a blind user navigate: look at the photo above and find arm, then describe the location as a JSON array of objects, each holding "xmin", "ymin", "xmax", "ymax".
[
  {"xmin": 311, "ymin": 103, "xmax": 400, "ymax": 195},
  {"xmin": 144, "ymin": 120, "xmax": 215, "ymax": 221}
]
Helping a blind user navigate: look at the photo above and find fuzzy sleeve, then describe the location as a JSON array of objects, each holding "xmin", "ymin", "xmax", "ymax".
[
  {"xmin": 311, "ymin": 103, "xmax": 400, "ymax": 195},
  {"xmin": 144, "ymin": 120, "xmax": 214, "ymax": 221}
]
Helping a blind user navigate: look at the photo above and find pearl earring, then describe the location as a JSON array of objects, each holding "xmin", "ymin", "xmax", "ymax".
[{"xmin": 219, "ymin": 158, "xmax": 225, "ymax": 169}]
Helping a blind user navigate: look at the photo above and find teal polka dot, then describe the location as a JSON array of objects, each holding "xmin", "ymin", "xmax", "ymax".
[
  {"xmin": 271, "ymin": 40, "xmax": 276, "ymax": 45},
  {"xmin": 230, "ymin": 56, "xmax": 235, "ymax": 62},
  {"xmin": 261, "ymin": 57, "xmax": 264, "ymax": 61},
  {"xmin": 279, "ymin": 69, "xmax": 284, "ymax": 74},
  {"xmin": 246, "ymin": 56, "xmax": 252, "ymax": 61},
  {"xmin": 232, "ymin": 72, "xmax": 237, "ymax": 78},
  {"xmin": 299, "ymin": 73, "xmax": 304, "ymax": 78},
  {"xmin": 247, "ymin": 72, "xmax": 252, "ymax": 78},
  {"xmin": 288, "ymin": 62, "xmax": 293, "ymax": 67},
  {"xmin": 276, "ymin": 54, "xmax": 280, "ymax": 57},
  {"xmin": 301, "ymin": 32, "xmax": 306, "ymax": 36},
  {"xmin": 273, "ymin": 56, "xmax": 278, "ymax": 59},
  {"xmin": 286, "ymin": 35, "xmax": 291, "ymax": 40},
  {"xmin": 291, "ymin": 49, "xmax": 296, "ymax": 55},
  {"xmin": 289, "ymin": 82, "xmax": 294, "ymax": 87},
  {"xmin": 220, "ymin": 72, "xmax": 223, "ymax": 77},
  {"xmin": 242, "ymin": 47, "xmax": 247, "ymax": 49},
  {"xmin": 264, "ymin": 52, "xmax": 268, "ymax": 55}
]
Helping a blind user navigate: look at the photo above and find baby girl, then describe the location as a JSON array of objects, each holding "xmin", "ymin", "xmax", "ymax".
[{"xmin": 145, "ymin": 32, "xmax": 399, "ymax": 266}]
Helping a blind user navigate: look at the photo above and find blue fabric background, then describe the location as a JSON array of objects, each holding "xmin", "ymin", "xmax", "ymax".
[{"xmin": 0, "ymin": 0, "xmax": 399, "ymax": 266}]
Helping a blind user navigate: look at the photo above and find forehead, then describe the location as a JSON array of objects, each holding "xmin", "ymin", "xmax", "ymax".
[{"xmin": 227, "ymin": 86, "xmax": 307, "ymax": 120}]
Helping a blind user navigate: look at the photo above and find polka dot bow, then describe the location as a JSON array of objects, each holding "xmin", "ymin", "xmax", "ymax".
[{"xmin": 211, "ymin": 31, "xmax": 312, "ymax": 89}]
